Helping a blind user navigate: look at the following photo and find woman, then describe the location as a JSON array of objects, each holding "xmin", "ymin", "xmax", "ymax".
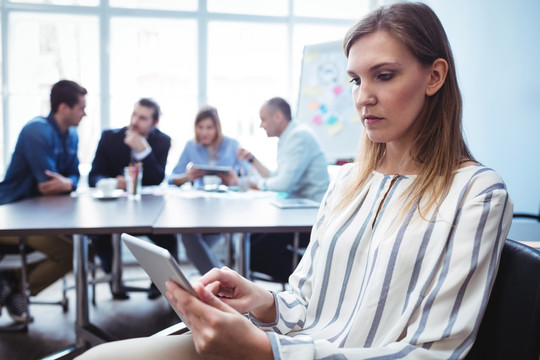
[
  {"xmin": 169, "ymin": 106, "xmax": 251, "ymax": 275},
  {"xmin": 78, "ymin": 3, "xmax": 513, "ymax": 359},
  {"xmin": 169, "ymin": 105, "xmax": 247, "ymax": 188}
]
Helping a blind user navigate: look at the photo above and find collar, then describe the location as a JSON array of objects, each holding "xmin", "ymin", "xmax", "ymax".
[
  {"xmin": 278, "ymin": 121, "xmax": 296, "ymax": 143},
  {"xmin": 47, "ymin": 111, "xmax": 68, "ymax": 138}
]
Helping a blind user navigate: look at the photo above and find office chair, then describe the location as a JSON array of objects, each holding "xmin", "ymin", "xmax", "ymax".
[
  {"xmin": 153, "ymin": 239, "xmax": 540, "ymax": 359},
  {"xmin": 508, "ymin": 204, "xmax": 540, "ymax": 249},
  {"xmin": 464, "ymin": 239, "xmax": 540, "ymax": 359},
  {"xmin": 0, "ymin": 237, "xmax": 69, "ymax": 332},
  {"xmin": 513, "ymin": 202, "xmax": 540, "ymax": 222}
]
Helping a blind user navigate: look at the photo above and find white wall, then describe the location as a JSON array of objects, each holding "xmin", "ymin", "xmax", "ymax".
[{"xmin": 424, "ymin": 0, "xmax": 540, "ymax": 213}]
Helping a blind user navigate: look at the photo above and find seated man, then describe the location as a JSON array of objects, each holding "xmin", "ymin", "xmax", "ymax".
[
  {"xmin": 88, "ymin": 98, "xmax": 176, "ymax": 299},
  {"xmin": 0, "ymin": 80, "xmax": 87, "ymax": 322},
  {"xmin": 238, "ymin": 97, "xmax": 330, "ymax": 283}
]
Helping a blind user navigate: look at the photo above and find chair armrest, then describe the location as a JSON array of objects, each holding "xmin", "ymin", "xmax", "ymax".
[
  {"xmin": 151, "ymin": 322, "xmax": 189, "ymax": 337},
  {"xmin": 513, "ymin": 213, "xmax": 540, "ymax": 221}
]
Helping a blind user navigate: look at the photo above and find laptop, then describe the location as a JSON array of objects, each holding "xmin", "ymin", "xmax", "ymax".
[{"xmin": 121, "ymin": 233, "xmax": 197, "ymax": 322}]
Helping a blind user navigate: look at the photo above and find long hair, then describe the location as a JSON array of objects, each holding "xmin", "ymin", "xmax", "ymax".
[
  {"xmin": 194, "ymin": 105, "xmax": 224, "ymax": 146},
  {"xmin": 341, "ymin": 2, "xmax": 473, "ymax": 216}
]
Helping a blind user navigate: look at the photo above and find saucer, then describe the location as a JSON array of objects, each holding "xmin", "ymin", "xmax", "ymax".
[{"xmin": 92, "ymin": 189, "xmax": 124, "ymax": 200}]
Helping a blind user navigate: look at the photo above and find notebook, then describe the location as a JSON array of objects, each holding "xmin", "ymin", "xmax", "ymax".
[{"xmin": 271, "ymin": 198, "xmax": 320, "ymax": 209}]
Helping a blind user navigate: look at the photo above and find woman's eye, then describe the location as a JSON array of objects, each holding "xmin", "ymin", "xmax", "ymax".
[
  {"xmin": 378, "ymin": 73, "xmax": 393, "ymax": 81},
  {"xmin": 349, "ymin": 77, "xmax": 361, "ymax": 86}
]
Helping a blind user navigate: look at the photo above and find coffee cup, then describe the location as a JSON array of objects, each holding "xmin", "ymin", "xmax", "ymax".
[{"xmin": 96, "ymin": 178, "xmax": 117, "ymax": 196}]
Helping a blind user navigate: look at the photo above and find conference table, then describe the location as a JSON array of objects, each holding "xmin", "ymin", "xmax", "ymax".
[
  {"xmin": 0, "ymin": 193, "xmax": 165, "ymax": 352},
  {"xmin": 0, "ymin": 187, "xmax": 318, "ymax": 355}
]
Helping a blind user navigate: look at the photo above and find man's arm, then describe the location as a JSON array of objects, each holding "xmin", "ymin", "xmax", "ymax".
[
  {"xmin": 88, "ymin": 131, "xmax": 112, "ymax": 187},
  {"xmin": 138, "ymin": 131, "xmax": 171, "ymax": 186},
  {"xmin": 21, "ymin": 123, "xmax": 76, "ymax": 194},
  {"xmin": 237, "ymin": 148, "xmax": 271, "ymax": 178},
  {"xmin": 38, "ymin": 170, "xmax": 75, "ymax": 195},
  {"xmin": 260, "ymin": 133, "xmax": 314, "ymax": 192}
]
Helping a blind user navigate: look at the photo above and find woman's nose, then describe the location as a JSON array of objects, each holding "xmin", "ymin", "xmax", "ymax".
[{"xmin": 354, "ymin": 82, "xmax": 376, "ymax": 108}]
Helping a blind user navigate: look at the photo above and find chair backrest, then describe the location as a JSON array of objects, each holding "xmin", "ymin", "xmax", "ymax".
[{"xmin": 465, "ymin": 239, "xmax": 540, "ymax": 359}]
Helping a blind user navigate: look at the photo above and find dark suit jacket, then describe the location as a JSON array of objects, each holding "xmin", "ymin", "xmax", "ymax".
[{"xmin": 88, "ymin": 127, "xmax": 171, "ymax": 187}]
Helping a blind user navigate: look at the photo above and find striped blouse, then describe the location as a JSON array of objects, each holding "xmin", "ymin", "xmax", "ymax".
[{"xmin": 252, "ymin": 164, "xmax": 513, "ymax": 359}]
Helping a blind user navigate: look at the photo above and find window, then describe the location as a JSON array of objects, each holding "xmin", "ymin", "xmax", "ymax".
[
  {"xmin": 7, "ymin": 11, "xmax": 100, "ymax": 166},
  {"xmin": 109, "ymin": 17, "xmax": 198, "ymax": 164},
  {"xmin": 12, "ymin": 0, "xmax": 98, "ymax": 5},
  {"xmin": 0, "ymin": 0, "xmax": 366, "ymax": 179},
  {"xmin": 294, "ymin": 0, "xmax": 369, "ymax": 19},
  {"xmin": 109, "ymin": 0, "xmax": 197, "ymax": 11},
  {"xmin": 207, "ymin": 0, "xmax": 288, "ymax": 16},
  {"xmin": 207, "ymin": 21, "xmax": 288, "ymax": 168}
]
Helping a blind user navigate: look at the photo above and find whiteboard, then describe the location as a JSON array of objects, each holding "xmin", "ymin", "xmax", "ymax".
[{"xmin": 296, "ymin": 40, "xmax": 362, "ymax": 164}]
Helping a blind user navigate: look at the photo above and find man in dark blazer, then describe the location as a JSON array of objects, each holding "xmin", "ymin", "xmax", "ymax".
[{"xmin": 88, "ymin": 98, "xmax": 177, "ymax": 299}]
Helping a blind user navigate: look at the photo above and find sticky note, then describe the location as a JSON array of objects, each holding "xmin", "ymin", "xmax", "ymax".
[{"xmin": 328, "ymin": 122, "xmax": 344, "ymax": 136}]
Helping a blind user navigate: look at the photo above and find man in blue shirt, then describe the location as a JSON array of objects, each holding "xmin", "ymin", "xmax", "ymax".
[
  {"xmin": 0, "ymin": 79, "xmax": 87, "ymax": 323},
  {"xmin": 238, "ymin": 97, "xmax": 330, "ymax": 283}
]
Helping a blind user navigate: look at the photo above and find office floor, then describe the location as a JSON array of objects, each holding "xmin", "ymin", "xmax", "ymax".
[
  {"xmin": 0, "ymin": 265, "xmax": 184, "ymax": 360},
  {"xmin": 0, "ymin": 241, "xmax": 284, "ymax": 360}
]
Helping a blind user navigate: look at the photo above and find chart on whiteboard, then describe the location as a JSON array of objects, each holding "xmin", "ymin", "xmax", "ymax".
[{"xmin": 296, "ymin": 40, "xmax": 362, "ymax": 163}]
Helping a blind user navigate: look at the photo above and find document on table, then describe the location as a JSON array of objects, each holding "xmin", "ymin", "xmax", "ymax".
[{"xmin": 271, "ymin": 198, "xmax": 320, "ymax": 209}]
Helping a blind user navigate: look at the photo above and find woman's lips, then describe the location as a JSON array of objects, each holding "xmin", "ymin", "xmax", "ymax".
[{"xmin": 363, "ymin": 115, "xmax": 382, "ymax": 125}]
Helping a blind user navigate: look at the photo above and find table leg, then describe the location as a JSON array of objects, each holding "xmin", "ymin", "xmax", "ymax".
[
  {"xmin": 111, "ymin": 233, "xmax": 123, "ymax": 294},
  {"xmin": 73, "ymin": 234, "xmax": 89, "ymax": 341},
  {"xmin": 73, "ymin": 234, "xmax": 113, "ymax": 348},
  {"xmin": 234, "ymin": 233, "xmax": 251, "ymax": 279},
  {"xmin": 292, "ymin": 232, "xmax": 300, "ymax": 271}
]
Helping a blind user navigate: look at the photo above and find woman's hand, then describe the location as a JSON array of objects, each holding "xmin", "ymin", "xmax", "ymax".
[
  {"xmin": 197, "ymin": 267, "xmax": 276, "ymax": 320},
  {"xmin": 186, "ymin": 167, "xmax": 205, "ymax": 182},
  {"xmin": 166, "ymin": 280, "xmax": 273, "ymax": 359},
  {"xmin": 218, "ymin": 170, "xmax": 239, "ymax": 186}
]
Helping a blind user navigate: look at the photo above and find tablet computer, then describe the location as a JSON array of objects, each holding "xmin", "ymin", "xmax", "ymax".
[
  {"xmin": 192, "ymin": 163, "xmax": 233, "ymax": 175},
  {"xmin": 121, "ymin": 233, "xmax": 196, "ymax": 322}
]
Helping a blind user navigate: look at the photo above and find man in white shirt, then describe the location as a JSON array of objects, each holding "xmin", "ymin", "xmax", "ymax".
[
  {"xmin": 238, "ymin": 97, "xmax": 329, "ymax": 202},
  {"xmin": 238, "ymin": 97, "xmax": 330, "ymax": 282}
]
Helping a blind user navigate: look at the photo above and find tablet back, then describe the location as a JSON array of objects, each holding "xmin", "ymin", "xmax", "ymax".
[{"xmin": 121, "ymin": 233, "xmax": 196, "ymax": 323}]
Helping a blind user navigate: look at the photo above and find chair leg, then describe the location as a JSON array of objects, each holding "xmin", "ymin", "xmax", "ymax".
[{"xmin": 18, "ymin": 237, "xmax": 33, "ymax": 326}]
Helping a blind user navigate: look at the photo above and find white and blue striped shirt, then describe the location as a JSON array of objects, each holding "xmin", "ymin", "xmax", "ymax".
[{"xmin": 253, "ymin": 164, "xmax": 513, "ymax": 359}]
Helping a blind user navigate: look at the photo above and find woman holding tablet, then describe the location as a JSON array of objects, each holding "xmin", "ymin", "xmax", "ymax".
[
  {"xmin": 78, "ymin": 3, "xmax": 513, "ymax": 359},
  {"xmin": 169, "ymin": 106, "xmax": 252, "ymax": 276},
  {"xmin": 169, "ymin": 105, "xmax": 249, "ymax": 188}
]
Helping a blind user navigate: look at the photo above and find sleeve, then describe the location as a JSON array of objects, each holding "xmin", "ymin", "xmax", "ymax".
[
  {"xmin": 88, "ymin": 131, "xmax": 111, "ymax": 187},
  {"xmin": 168, "ymin": 142, "xmax": 192, "ymax": 184},
  {"xmin": 261, "ymin": 132, "xmax": 316, "ymax": 193},
  {"xmin": 224, "ymin": 138, "xmax": 253, "ymax": 177},
  {"xmin": 64, "ymin": 130, "xmax": 80, "ymax": 189},
  {"xmin": 140, "ymin": 133, "xmax": 170, "ymax": 186},
  {"xmin": 20, "ymin": 123, "xmax": 61, "ymax": 183},
  {"xmin": 249, "ymin": 170, "xmax": 340, "ymax": 330},
  {"xmin": 254, "ymin": 169, "xmax": 514, "ymax": 359}
]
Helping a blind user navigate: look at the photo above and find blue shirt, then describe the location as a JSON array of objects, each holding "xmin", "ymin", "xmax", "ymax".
[
  {"xmin": 169, "ymin": 136, "xmax": 250, "ymax": 188},
  {"xmin": 259, "ymin": 121, "xmax": 329, "ymax": 202},
  {"xmin": 0, "ymin": 112, "xmax": 79, "ymax": 205}
]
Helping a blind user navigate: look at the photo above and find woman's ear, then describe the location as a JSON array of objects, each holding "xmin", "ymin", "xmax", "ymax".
[{"xmin": 425, "ymin": 58, "xmax": 448, "ymax": 96}]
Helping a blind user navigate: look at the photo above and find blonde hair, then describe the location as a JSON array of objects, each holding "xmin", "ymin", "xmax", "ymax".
[
  {"xmin": 340, "ymin": 2, "xmax": 473, "ymax": 216},
  {"xmin": 194, "ymin": 105, "xmax": 224, "ymax": 146}
]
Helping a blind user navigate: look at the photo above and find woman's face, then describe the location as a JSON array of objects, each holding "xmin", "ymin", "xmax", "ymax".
[
  {"xmin": 196, "ymin": 117, "xmax": 218, "ymax": 146},
  {"xmin": 347, "ymin": 30, "xmax": 432, "ymax": 151}
]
